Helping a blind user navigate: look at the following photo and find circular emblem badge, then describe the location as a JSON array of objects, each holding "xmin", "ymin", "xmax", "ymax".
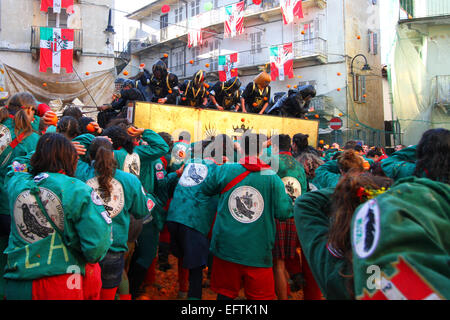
[
  {"xmin": 352, "ymin": 199, "xmax": 380, "ymax": 259},
  {"xmin": 171, "ymin": 144, "xmax": 188, "ymax": 165},
  {"xmin": 281, "ymin": 177, "xmax": 302, "ymax": 202},
  {"xmin": 0, "ymin": 124, "xmax": 12, "ymax": 166},
  {"xmin": 14, "ymin": 188, "xmax": 64, "ymax": 243},
  {"xmin": 155, "ymin": 162, "xmax": 163, "ymax": 171},
  {"xmin": 123, "ymin": 152, "xmax": 141, "ymax": 177},
  {"xmin": 228, "ymin": 186, "xmax": 264, "ymax": 223},
  {"xmin": 179, "ymin": 163, "xmax": 208, "ymax": 187},
  {"xmin": 86, "ymin": 177, "xmax": 125, "ymax": 219}
]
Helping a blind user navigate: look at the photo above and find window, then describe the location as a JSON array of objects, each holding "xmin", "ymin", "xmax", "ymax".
[
  {"xmin": 368, "ymin": 30, "xmax": 378, "ymax": 55},
  {"xmin": 214, "ymin": 0, "xmax": 219, "ymax": 9},
  {"xmin": 192, "ymin": 46, "xmax": 200, "ymax": 65},
  {"xmin": 174, "ymin": 6, "xmax": 184, "ymax": 24},
  {"xmin": 250, "ymin": 32, "xmax": 262, "ymax": 54},
  {"xmin": 191, "ymin": 0, "xmax": 200, "ymax": 17},
  {"xmin": 209, "ymin": 39, "xmax": 220, "ymax": 71},
  {"xmin": 353, "ymin": 74, "xmax": 367, "ymax": 103},
  {"xmin": 47, "ymin": 8, "xmax": 68, "ymax": 27},
  {"xmin": 172, "ymin": 51, "xmax": 184, "ymax": 71},
  {"xmin": 160, "ymin": 14, "xmax": 168, "ymax": 40}
]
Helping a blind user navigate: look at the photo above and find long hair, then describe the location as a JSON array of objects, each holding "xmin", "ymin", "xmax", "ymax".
[
  {"xmin": 296, "ymin": 152, "xmax": 324, "ymax": 179},
  {"xmin": 6, "ymin": 92, "xmax": 37, "ymax": 138},
  {"xmin": 415, "ymin": 128, "xmax": 450, "ymax": 184},
  {"xmin": 0, "ymin": 107, "xmax": 10, "ymax": 123},
  {"xmin": 30, "ymin": 133, "xmax": 78, "ymax": 177},
  {"xmin": 337, "ymin": 149, "xmax": 364, "ymax": 173},
  {"xmin": 328, "ymin": 170, "xmax": 393, "ymax": 298},
  {"xmin": 89, "ymin": 137, "xmax": 116, "ymax": 199},
  {"xmin": 102, "ymin": 125, "xmax": 134, "ymax": 154},
  {"xmin": 57, "ymin": 116, "xmax": 80, "ymax": 140}
]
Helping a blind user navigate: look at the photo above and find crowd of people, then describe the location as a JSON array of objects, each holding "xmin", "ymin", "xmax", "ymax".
[
  {"xmin": 96, "ymin": 58, "xmax": 317, "ymax": 128},
  {"xmin": 0, "ymin": 81, "xmax": 449, "ymax": 301}
]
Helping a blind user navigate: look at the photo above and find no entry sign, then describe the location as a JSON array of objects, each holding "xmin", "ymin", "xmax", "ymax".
[{"xmin": 329, "ymin": 117, "xmax": 343, "ymax": 130}]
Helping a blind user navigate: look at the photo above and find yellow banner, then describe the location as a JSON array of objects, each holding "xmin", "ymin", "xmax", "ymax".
[{"xmin": 132, "ymin": 102, "xmax": 319, "ymax": 146}]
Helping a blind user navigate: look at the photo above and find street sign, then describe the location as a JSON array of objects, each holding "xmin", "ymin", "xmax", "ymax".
[{"xmin": 329, "ymin": 117, "xmax": 343, "ymax": 130}]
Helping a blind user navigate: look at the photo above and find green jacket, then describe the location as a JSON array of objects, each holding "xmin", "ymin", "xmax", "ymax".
[
  {"xmin": 3, "ymin": 169, "xmax": 112, "ymax": 281},
  {"xmin": 75, "ymin": 161, "xmax": 155, "ymax": 253},
  {"xmin": 201, "ymin": 161, "xmax": 293, "ymax": 268},
  {"xmin": 351, "ymin": 177, "xmax": 450, "ymax": 300},
  {"xmin": 269, "ymin": 152, "xmax": 307, "ymax": 202},
  {"xmin": 167, "ymin": 159, "xmax": 219, "ymax": 236},
  {"xmin": 294, "ymin": 188, "xmax": 352, "ymax": 300},
  {"xmin": 312, "ymin": 160, "xmax": 341, "ymax": 190},
  {"xmin": 380, "ymin": 145, "xmax": 417, "ymax": 181}
]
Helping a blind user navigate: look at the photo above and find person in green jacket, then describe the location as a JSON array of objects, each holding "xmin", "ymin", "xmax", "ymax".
[
  {"xmin": 312, "ymin": 149, "xmax": 365, "ymax": 189},
  {"xmin": 351, "ymin": 128, "xmax": 450, "ymax": 300},
  {"xmin": 3, "ymin": 133, "xmax": 112, "ymax": 300},
  {"xmin": 201, "ymin": 133, "xmax": 293, "ymax": 300},
  {"xmin": 294, "ymin": 170, "xmax": 393, "ymax": 300},
  {"xmin": 0, "ymin": 103, "xmax": 41, "ymax": 300},
  {"xmin": 268, "ymin": 134, "xmax": 307, "ymax": 300},
  {"xmin": 75, "ymin": 137, "xmax": 158, "ymax": 300},
  {"xmin": 166, "ymin": 136, "xmax": 232, "ymax": 300}
]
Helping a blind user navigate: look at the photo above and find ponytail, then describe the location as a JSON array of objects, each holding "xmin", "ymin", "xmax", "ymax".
[
  {"xmin": 90, "ymin": 138, "xmax": 116, "ymax": 199},
  {"xmin": 0, "ymin": 107, "xmax": 10, "ymax": 123},
  {"xmin": 14, "ymin": 108, "xmax": 33, "ymax": 138}
]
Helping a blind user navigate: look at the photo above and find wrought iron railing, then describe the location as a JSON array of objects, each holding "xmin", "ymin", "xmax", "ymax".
[{"xmin": 31, "ymin": 26, "xmax": 83, "ymax": 54}]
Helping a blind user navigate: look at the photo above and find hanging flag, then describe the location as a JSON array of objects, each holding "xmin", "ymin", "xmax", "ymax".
[
  {"xmin": 280, "ymin": 0, "xmax": 303, "ymax": 25},
  {"xmin": 218, "ymin": 53, "xmax": 238, "ymax": 82},
  {"xmin": 270, "ymin": 43, "xmax": 294, "ymax": 81},
  {"xmin": 188, "ymin": 19, "xmax": 202, "ymax": 48},
  {"xmin": 39, "ymin": 27, "xmax": 74, "ymax": 74},
  {"xmin": 40, "ymin": 0, "xmax": 75, "ymax": 14},
  {"xmin": 224, "ymin": 1, "xmax": 245, "ymax": 38}
]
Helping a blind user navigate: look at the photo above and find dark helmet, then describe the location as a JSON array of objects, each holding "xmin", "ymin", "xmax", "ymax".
[
  {"xmin": 193, "ymin": 70, "xmax": 206, "ymax": 87},
  {"xmin": 152, "ymin": 60, "xmax": 168, "ymax": 79},
  {"xmin": 122, "ymin": 79, "xmax": 134, "ymax": 88},
  {"xmin": 223, "ymin": 77, "xmax": 241, "ymax": 93},
  {"xmin": 114, "ymin": 77, "xmax": 126, "ymax": 91},
  {"xmin": 298, "ymin": 85, "xmax": 316, "ymax": 99},
  {"xmin": 115, "ymin": 77, "xmax": 126, "ymax": 84}
]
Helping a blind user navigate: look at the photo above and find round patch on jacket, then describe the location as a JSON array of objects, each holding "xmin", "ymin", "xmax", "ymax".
[
  {"xmin": 228, "ymin": 186, "xmax": 264, "ymax": 223},
  {"xmin": 171, "ymin": 144, "xmax": 188, "ymax": 165},
  {"xmin": 123, "ymin": 152, "xmax": 141, "ymax": 177},
  {"xmin": 353, "ymin": 199, "xmax": 380, "ymax": 259},
  {"xmin": 0, "ymin": 124, "xmax": 12, "ymax": 166},
  {"xmin": 14, "ymin": 188, "xmax": 64, "ymax": 243},
  {"xmin": 155, "ymin": 162, "xmax": 163, "ymax": 171},
  {"xmin": 179, "ymin": 163, "xmax": 208, "ymax": 187},
  {"xmin": 86, "ymin": 177, "xmax": 125, "ymax": 219},
  {"xmin": 281, "ymin": 176, "xmax": 302, "ymax": 202}
]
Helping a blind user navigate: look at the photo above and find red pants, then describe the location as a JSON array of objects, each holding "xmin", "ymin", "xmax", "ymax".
[
  {"xmin": 31, "ymin": 263, "xmax": 102, "ymax": 300},
  {"xmin": 301, "ymin": 251, "xmax": 324, "ymax": 300},
  {"xmin": 210, "ymin": 256, "xmax": 276, "ymax": 300}
]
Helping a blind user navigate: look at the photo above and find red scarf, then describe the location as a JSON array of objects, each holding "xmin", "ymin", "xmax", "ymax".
[
  {"xmin": 238, "ymin": 156, "xmax": 271, "ymax": 172},
  {"xmin": 279, "ymin": 151, "xmax": 293, "ymax": 156}
]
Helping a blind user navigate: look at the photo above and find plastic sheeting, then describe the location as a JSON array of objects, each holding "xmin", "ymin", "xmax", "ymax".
[
  {"xmin": 390, "ymin": 23, "xmax": 450, "ymax": 146},
  {"xmin": 0, "ymin": 62, "xmax": 115, "ymax": 107}
]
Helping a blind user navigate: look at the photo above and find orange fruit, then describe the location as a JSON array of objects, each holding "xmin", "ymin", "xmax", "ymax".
[
  {"xmin": 127, "ymin": 127, "xmax": 137, "ymax": 135},
  {"xmin": 337, "ymin": 88, "xmax": 341, "ymax": 91},
  {"xmin": 140, "ymin": 63, "xmax": 145, "ymax": 68},
  {"xmin": 357, "ymin": 35, "xmax": 361, "ymax": 40},
  {"xmin": 123, "ymin": 70, "xmax": 129, "ymax": 76},
  {"xmin": 264, "ymin": 97, "xmax": 268, "ymax": 101},
  {"xmin": 85, "ymin": 72, "xmax": 90, "ymax": 76},
  {"xmin": 314, "ymin": 114, "xmax": 319, "ymax": 118},
  {"xmin": 301, "ymin": 30, "xmax": 305, "ymax": 35},
  {"xmin": 337, "ymin": 72, "xmax": 341, "ymax": 76},
  {"xmin": 363, "ymin": 94, "xmax": 367, "ymax": 98},
  {"xmin": 252, "ymin": 103, "xmax": 257, "ymax": 107},
  {"xmin": 86, "ymin": 123, "xmax": 95, "ymax": 133},
  {"xmin": 43, "ymin": 83, "xmax": 47, "ymax": 87},
  {"xmin": 189, "ymin": 60, "xmax": 194, "ymax": 64},
  {"xmin": 287, "ymin": 85, "xmax": 290, "ymax": 88},
  {"xmin": 98, "ymin": 61, "xmax": 102, "ymax": 65},
  {"xmin": 293, "ymin": 85, "xmax": 297, "ymax": 88},
  {"xmin": 319, "ymin": 140, "xmax": 324, "ymax": 144},
  {"xmin": 204, "ymin": 83, "xmax": 210, "ymax": 88},
  {"xmin": 163, "ymin": 53, "xmax": 168, "ymax": 58},
  {"xmin": 356, "ymin": 123, "xmax": 360, "ymax": 127},
  {"xmin": 304, "ymin": 117, "xmax": 308, "ymax": 120},
  {"xmin": 205, "ymin": 63, "xmax": 210, "ymax": 68},
  {"xmin": 182, "ymin": 97, "xmax": 186, "ymax": 101},
  {"xmin": 338, "ymin": 112, "xmax": 343, "ymax": 117},
  {"xmin": 241, "ymin": 118, "xmax": 245, "ymax": 122},
  {"xmin": 168, "ymin": 89, "xmax": 172, "ymax": 94},
  {"xmin": 50, "ymin": 116, "xmax": 58, "ymax": 126}
]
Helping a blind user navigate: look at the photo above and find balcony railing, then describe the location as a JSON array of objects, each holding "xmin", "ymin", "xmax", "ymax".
[
  {"xmin": 399, "ymin": 0, "xmax": 450, "ymax": 21},
  {"xmin": 139, "ymin": 0, "xmax": 326, "ymax": 48},
  {"xmin": 30, "ymin": 26, "xmax": 83, "ymax": 60},
  {"xmin": 169, "ymin": 38, "xmax": 327, "ymax": 79}
]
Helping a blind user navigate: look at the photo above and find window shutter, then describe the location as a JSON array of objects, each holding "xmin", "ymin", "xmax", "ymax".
[{"xmin": 373, "ymin": 32, "xmax": 378, "ymax": 55}]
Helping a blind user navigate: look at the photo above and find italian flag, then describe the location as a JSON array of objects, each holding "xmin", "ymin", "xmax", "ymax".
[
  {"xmin": 39, "ymin": 27, "xmax": 74, "ymax": 74},
  {"xmin": 224, "ymin": 1, "xmax": 245, "ymax": 38},
  {"xmin": 280, "ymin": 0, "xmax": 304, "ymax": 25},
  {"xmin": 270, "ymin": 43, "xmax": 294, "ymax": 81},
  {"xmin": 218, "ymin": 53, "xmax": 238, "ymax": 82},
  {"xmin": 40, "ymin": 0, "xmax": 75, "ymax": 14}
]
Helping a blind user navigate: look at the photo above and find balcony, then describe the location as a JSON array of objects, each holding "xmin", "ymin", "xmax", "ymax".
[
  {"xmin": 30, "ymin": 26, "xmax": 83, "ymax": 61},
  {"xmin": 134, "ymin": 0, "xmax": 327, "ymax": 52},
  {"xmin": 169, "ymin": 37, "xmax": 327, "ymax": 79},
  {"xmin": 431, "ymin": 75, "xmax": 450, "ymax": 107},
  {"xmin": 399, "ymin": 0, "xmax": 450, "ymax": 22}
]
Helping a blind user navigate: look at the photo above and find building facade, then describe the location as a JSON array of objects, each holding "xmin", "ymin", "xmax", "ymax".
[
  {"xmin": 125, "ymin": 0, "xmax": 384, "ymax": 146},
  {"xmin": 0, "ymin": 0, "xmax": 116, "ymax": 105}
]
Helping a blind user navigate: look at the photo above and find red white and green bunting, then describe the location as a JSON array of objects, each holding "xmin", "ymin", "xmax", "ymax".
[
  {"xmin": 218, "ymin": 53, "xmax": 238, "ymax": 82},
  {"xmin": 40, "ymin": 0, "xmax": 75, "ymax": 14},
  {"xmin": 39, "ymin": 27, "xmax": 74, "ymax": 74},
  {"xmin": 270, "ymin": 42, "xmax": 294, "ymax": 81},
  {"xmin": 280, "ymin": 0, "xmax": 304, "ymax": 25},
  {"xmin": 224, "ymin": 1, "xmax": 245, "ymax": 38}
]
